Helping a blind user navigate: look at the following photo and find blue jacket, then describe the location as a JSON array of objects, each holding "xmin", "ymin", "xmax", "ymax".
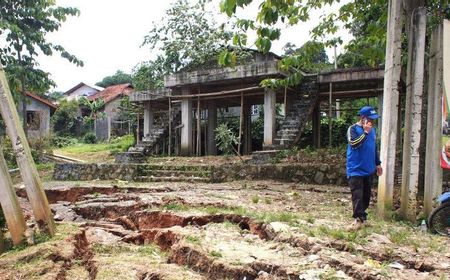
[{"xmin": 346, "ymin": 123, "xmax": 381, "ymax": 178}]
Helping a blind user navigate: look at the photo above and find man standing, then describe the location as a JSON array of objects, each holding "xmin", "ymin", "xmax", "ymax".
[{"xmin": 346, "ymin": 106, "xmax": 383, "ymax": 230}]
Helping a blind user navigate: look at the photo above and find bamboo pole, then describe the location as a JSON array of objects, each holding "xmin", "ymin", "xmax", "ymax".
[
  {"xmin": 400, "ymin": 7, "xmax": 427, "ymax": 221},
  {"xmin": 0, "ymin": 66, "xmax": 55, "ymax": 235},
  {"xmin": 238, "ymin": 92, "xmax": 244, "ymax": 155},
  {"xmin": 329, "ymin": 83, "xmax": 333, "ymax": 148},
  {"xmin": 283, "ymin": 86, "xmax": 287, "ymax": 118},
  {"xmin": 0, "ymin": 148, "xmax": 26, "ymax": 245},
  {"xmin": 173, "ymin": 86, "xmax": 260, "ymax": 99},
  {"xmin": 168, "ymin": 96, "xmax": 172, "ymax": 156},
  {"xmin": 377, "ymin": 0, "xmax": 403, "ymax": 218},
  {"xmin": 197, "ymin": 96, "xmax": 201, "ymax": 156},
  {"xmin": 136, "ymin": 112, "xmax": 140, "ymax": 145}
]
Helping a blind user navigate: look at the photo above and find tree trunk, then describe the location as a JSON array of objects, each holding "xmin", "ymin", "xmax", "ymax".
[
  {"xmin": 0, "ymin": 66, "xmax": 55, "ymax": 236},
  {"xmin": 377, "ymin": 0, "xmax": 404, "ymax": 218},
  {"xmin": 400, "ymin": 6, "xmax": 427, "ymax": 221},
  {"xmin": 0, "ymin": 148, "xmax": 26, "ymax": 245}
]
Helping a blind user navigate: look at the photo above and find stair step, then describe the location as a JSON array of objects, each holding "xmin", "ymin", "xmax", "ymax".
[
  {"xmin": 139, "ymin": 170, "xmax": 211, "ymax": 178},
  {"xmin": 135, "ymin": 176, "xmax": 210, "ymax": 183}
]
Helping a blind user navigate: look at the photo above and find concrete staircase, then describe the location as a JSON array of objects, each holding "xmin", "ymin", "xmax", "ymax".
[
  {"xmin": 129, "ymin": 108, "xmax": 181, "ymax": 155},
  {"xmin": 273, "ymin": 82, "xmax": 319, "ymax": 149},
  {"xmin": 135, "ymin": 165, "xmax": 212, "ymax": 183}
]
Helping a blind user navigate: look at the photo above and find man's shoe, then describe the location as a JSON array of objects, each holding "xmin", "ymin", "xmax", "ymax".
[{"xmin": 347, "ymin": 219, "xmax": 363, "ymax": 231}]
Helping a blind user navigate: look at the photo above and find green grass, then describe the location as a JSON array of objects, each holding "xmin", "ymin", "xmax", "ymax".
[
  {"xmin": 209, "ymin": 250, "xmax": 223, "ymax": 258},
  {"xmin": 56, "ymin": 135, "xmax": 134, "ymax": 154}
]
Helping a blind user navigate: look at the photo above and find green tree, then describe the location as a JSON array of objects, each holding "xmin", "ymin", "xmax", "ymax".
[
  {"xmin": 96, "ymin": 70, "xmax": 133, "ymax": 88},
  {"xmin": 132, "ymin": 57, "xmax": 165, "ymax": 91},
  {"xmin": 51, "ymin": 99, "xmax": 79, "ymax": 136},
  {"xmin": 0, "ymin": 0, "xmax": 83, "ymax": 131},
  {"xmin": 79, "ymin": 96, "xmax": 106, "ymax": 127},
  {"xmin": 142, "ymin": 0, "xmax": 233, "ymax": 73}
]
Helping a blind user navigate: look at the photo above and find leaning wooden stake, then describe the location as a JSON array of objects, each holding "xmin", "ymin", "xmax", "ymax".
[
  {"xmin": 0, "ymin": 66, "xmax": 55, "ymax": 235},
  {"xmin": 0, "ymin": 229, "xmax": 4, "ymax": 253},
  {"xmin": 400, "ymin": 7, "xmax": 427, "ymax": 221},
  {"xmin": 0, "ymin": 148, "xmax": 27, "ymax": 245},
  {"xmin": 377, "ymin": 0, "xmax": 403, "ymax": 218}
]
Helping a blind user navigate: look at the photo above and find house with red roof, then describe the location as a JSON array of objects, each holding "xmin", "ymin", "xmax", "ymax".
[
  {"xmin": 17, "ymin": 92, "xmax": 58, "ymax": 139},
  {"xmin": 87, "ymin": 83, "xmax": 134, "ymax": 120}
]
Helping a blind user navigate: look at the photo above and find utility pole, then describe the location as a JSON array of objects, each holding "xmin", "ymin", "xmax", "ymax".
[
  {"xmin": 377, "ymin": 0, "xmax": 403, "ymax": 218},
  {"xmin": 0, "ymin": 66, "xmax": 55, "ymax": 235}
]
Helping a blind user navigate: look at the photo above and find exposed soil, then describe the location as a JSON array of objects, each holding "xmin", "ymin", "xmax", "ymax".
[{"xmin": 1, "ymin": 180, "xmax": 449, "ymax": 280}]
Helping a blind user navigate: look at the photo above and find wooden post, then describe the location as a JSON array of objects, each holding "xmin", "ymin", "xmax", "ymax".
[
  {"xmin": 424, "ymin": 23, "xmax": 444, "ymax": 215},
  {"xmin": 238, "ymin": 92, "xmax": 244, "ymax": 155},
  {"xmin": 0, "ymin": 149, "xmax": 26, "ymax": 245},
  {"xmin": 136, "ymin": 112, "xmax": 140, "ymax": 145},
  {"xmin": 377, "ymin": 0, "xmax": 403, "ymax": 218},
  {"xmin": 400, "ymin": 7, "xmax": 427, "ymax": 221},
  {"xmin": 196, "ymin": 97, "xmax": 201, "ymax": 156},
  {"xmin": 313, "ymin": 104, "xmax": 321, "ymax": 148},
  {"xmin": 0, "ymin": 67, "xmax": 55, "ymax": 235},
  {"xmin": 328, "ymin": 83, "xmax": 333, "ymax": 148},
  {"xmin": 0, "ymin": 229, "xmax": 4, "ymax": 253},
  {"xmin": 168, "ymin": 97, "xmax": 172, "ymax": 156}
]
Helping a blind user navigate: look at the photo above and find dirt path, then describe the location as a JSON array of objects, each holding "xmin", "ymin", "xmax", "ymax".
[{"xmin": 1, "ymin": 180, "xmax": 449, "ymax": 279}]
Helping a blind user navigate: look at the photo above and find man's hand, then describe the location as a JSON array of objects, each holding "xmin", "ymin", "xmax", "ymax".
[
  {"xmin": 363, "ymin": 119, "xmax": 372, "ymax": 133},
  {"xmin": 376, "ymin": 165, "xmax": 383, "ymax": 176}
]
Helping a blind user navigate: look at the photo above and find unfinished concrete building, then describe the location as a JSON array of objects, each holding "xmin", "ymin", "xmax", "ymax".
[{"xmin": 117, "ymin": 52, "xmax": 384, "ymax": 162}]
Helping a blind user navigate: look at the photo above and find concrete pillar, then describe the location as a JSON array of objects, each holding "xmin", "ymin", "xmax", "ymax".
[
  {"xmin": 180, "ymin": 88, "xmax": 192, "ymax": 156},
  {"xmin": 143, "ymin": 102, "xmax": 154, "ymax": 138},
  {"xmin": 207, "ymin": 102, "xmax": 217, "ymax": 155},
  {"xmin": 312, "ymin": 104, "xmax": 321, "ymax": 148},
  {"xmin": 264, "ymin": 89, "xmax": 276, "ymax": 147},
  {"xmin": 243, "ymin": 103, "xmax": 252, "ymax": 155},
  {"xmin": 424, "ymin": 23, "xmax": 444, "ymax": 215},
  {"xmin": 377, "ymin": 0, "xmax": 403, "ymax": 218}
]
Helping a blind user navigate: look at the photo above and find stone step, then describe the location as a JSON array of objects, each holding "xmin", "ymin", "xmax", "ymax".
[
  {"xmin": 135, "ymin": 175, "xmax": 210, "ymax": 183},
  {"xmin": 139, "ymin": 169, "xmax": 211, "ymax": 178},
  {"xmin": 136, "ymin": 164, "xmax": 211, "ymax": 172}
]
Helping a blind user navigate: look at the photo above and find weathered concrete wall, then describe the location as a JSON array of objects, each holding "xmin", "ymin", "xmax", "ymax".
[
  {"xmin": 53, "ymin": 163, "xmax": 347, "ymax": 186},
  {"xmin": 18, "ymin": 98, "xmax": 51, "ymax": 139}
]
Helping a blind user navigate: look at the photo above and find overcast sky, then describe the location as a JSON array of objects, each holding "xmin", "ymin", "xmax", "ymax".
[{"xmin": 38, "ymin": 0, "xmax": 351, "ymax": 92}]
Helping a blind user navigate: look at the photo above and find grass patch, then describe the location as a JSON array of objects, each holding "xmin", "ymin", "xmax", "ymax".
[
  {"xmin": 57, "ymin": 135, "xmax": 134, "ymax": 154},
  {"xmin": 185, "ymin": 235, "xmax": 201, "ymax": 245},
  {"xmin": 251, "ymin": 195, "xmax": 260, "ymax": 204},
  {"xmin": 163, "ymin": 203, "xmax": 189, "ymax": 212},
  {"xmin": 209, "ymin": 250, "xmax": 223, "ymax": 258}
]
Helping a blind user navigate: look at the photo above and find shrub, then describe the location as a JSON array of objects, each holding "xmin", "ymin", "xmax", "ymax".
[
  {"xmin": 51, "ymin": 99, "xmax": 80, "ymax": 136},
  {"xmin": 51, "ymin": 136, "xmax": 78, "ymax": 148},
  {"xmin": 83, "ymin": 132, "xmax": 97, "ymax": 144},
  {"xmin": 215, "ymin": 123, "xmax": 238, "ymax": 155},
  {"xmin": 28, "ymin": 136, "xmax": 52, "ymax": 164}
]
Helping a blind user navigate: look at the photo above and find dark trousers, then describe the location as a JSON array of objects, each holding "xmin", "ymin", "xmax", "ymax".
[{"xmin": 348, "ymin": 175, "xmax": 373, "ymax": 220}]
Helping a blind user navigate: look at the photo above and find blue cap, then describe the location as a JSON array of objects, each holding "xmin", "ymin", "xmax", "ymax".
[{"xmin": 358, "ymin": 106, "xmax": 379, "ymax": 119}]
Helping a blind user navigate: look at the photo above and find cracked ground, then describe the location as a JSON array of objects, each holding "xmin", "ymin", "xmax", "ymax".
[{"xmin": 0, "ymin": 180, "xmax": 449, "ymax": 280}]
